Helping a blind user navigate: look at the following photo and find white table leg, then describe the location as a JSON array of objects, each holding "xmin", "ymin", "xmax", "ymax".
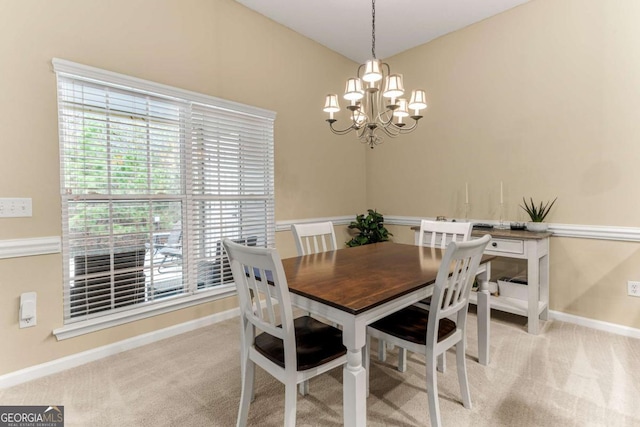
[
  {"xmin": 539, "ymin": 253, "xmax": 550, "ymax": 321},
  {"xmin": 476, "ymin": 290, "xmax": 490, "ymax": 365},
  {"xmin": 377, "ymin": 339, "xmax": 386, "ymax": 361},
  {"xmin": 342, "ymin": 322, "xmax": 367, "ymax": 427},
  {"xmin": 476, "ymin": 261, "xmax": 491, "ymax": 365},
  {"xmin": 527, "ymin": 244, "xmax": 540, "ymax": 334}
]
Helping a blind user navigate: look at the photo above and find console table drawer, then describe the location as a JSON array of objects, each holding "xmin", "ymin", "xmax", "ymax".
[{"xmin": 488, "ymin": 238, "xmax": 524, "ymax": 254}]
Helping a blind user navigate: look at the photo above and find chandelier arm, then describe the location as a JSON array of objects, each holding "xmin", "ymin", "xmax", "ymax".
[
  {"xmin": 381, "ymin": 120, "xmax": 420, "ymax": 137},
  {"xmin": 327, "ymin": 121, "xmax": 359, "ymax": 135},
  {"xmin": 376, "ymin": 108, "xmax": 396, "ymax": 127},
  {"xmin": 381, "ymin": 62, "xmax": 391, "ymax": 76},
  {"xmin": 378, "ymin": 125, "xmax": 400, "ymax": 138},
  {"xmin": 381, "ymin": 119, "xmax": 408, "ymax": 137},
  {"xmin": 396, "ymin": 121, "xmax": 420, "ymax": 133},
  {"xmin": 379, "ymin": 116, "xmax": 403, "ymax": 129}
]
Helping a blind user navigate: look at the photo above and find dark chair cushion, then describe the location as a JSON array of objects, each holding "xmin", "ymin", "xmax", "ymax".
[
  {"xmin": 254, "ymin": 316, "xmax": 346, "ymax": 371},
  {"xmin": 369, "ymin": 305, "xmax": 457, "ymax": 345}
]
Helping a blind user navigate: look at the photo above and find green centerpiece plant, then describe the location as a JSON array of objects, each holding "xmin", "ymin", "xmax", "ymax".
[
  {"xmin": 520, "ymin": 197, "xmax": 557, "ymax": 232},
  {"xmin": 346, "ymin": 209, "xmax": 392, "ymax": 247}
]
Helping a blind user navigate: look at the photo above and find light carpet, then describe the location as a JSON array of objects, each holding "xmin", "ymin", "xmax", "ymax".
[{"xmin": 1, "ymin": 310, "xmax": 639, "ymax": 426}]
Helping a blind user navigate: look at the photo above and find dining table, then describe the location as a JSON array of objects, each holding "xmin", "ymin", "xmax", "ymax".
[{"xmin": 281, "ymin": 241, "xmax": 494, "ymax": 427}]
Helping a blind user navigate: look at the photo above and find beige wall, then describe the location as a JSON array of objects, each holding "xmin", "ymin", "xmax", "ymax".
[
  {"xmin": 369, "ymin": 0, "xmax": 640, "ymax": 328},
  {"xmin": 368, "ymin": 0, "xmax": 640, "ymax": 224},
  {"xmin": 0, "ymin": 0, "xmax": 366, "ymax": 375}
]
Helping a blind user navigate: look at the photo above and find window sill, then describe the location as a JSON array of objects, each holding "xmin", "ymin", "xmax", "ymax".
[{"xmin": 53, "ymin": 287, "xmax": 236, "ymax": 340}]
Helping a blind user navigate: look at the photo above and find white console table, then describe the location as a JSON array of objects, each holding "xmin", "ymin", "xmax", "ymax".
[
  {"xmin": 413, "ymin": 227, "xmax": 551, "ymax": 335},
  {"xmin": 471, "ymin": 228, "xmax": 551, "ymax": 334}
]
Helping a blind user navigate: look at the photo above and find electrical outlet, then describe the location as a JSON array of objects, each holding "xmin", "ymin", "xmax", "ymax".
[
  {"xmin": 19, "ymin": 292, "xmax": 37, "ymax": 328},
  {"xmin": 628, "ymin": 281, "xmax": 640, "ymax": 297}
]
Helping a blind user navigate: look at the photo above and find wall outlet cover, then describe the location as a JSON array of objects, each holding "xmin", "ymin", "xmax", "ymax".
[{"xmin": 628, "ymin": 281, "xmax": 640, "ymax": 297}]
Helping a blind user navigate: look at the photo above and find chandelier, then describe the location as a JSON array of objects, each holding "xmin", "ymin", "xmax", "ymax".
[{"xmin": 323, "ymin": 0, "xmax": 427, "ymax": 149}]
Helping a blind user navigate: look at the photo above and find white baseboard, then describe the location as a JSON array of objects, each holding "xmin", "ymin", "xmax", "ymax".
[
  {"xmin": 549, "ymin": 310, "xmax": 640, "ymax": 339},
  {"xmin": 0, "ymin": 307, "xmax": 239, "ymax": 389}
]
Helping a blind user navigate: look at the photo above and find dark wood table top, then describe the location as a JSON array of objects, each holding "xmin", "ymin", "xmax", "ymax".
[{"xmin": 282, "ymin": 242, "xmax": 494, "ymax": 316}]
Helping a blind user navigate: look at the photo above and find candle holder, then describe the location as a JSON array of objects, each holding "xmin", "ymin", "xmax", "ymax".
[
  {"xmin": 464, "ymin": 202, "xmax": 470, "ymax": 222},
  {"xmin": 499, "ymin": 203, "xmax": 507, "ymax": 229}
]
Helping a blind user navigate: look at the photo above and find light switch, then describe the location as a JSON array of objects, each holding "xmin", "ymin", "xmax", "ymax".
[{"xmin": 0, "ymin": 198, "xmax": 32, "ymax": 218}]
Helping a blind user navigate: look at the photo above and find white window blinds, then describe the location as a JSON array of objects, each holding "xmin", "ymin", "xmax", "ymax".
[{"xmin": 54, "ymin": 59, "xmax": 275, "ymax": 323}]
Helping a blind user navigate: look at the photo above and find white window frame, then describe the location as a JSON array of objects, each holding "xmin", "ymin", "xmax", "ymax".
[{"xmin": 52, "ymin": 59, "xmax": 276, "ymax": 340}]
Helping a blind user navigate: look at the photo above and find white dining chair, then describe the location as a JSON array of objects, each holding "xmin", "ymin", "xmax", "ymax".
[
  {"xmin": 223, "ymin": 239, "xmax": 347, "ymax": 427},
  {"xmin": 291, "ymin": 221, "xmax": 338, "ymax": 255},
  {"xmin": 365, "ymin": 235, "xmax": 491, "ymax": 427},
  {"xmin": 379, "ymin": 219, "xmax": 473, "ymax": 372},
  {"xmin": 291, "ymin": 220, "xmax": 339, "ymax": 395},
  {"xmin": 417, "ymin": 219, "xmax": 472, "ymax": 249}
]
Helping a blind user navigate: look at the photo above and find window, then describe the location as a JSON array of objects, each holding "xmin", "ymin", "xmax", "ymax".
[{"xmin": 54, "ymin": 59, "xmax": 275, "ymax": 325}]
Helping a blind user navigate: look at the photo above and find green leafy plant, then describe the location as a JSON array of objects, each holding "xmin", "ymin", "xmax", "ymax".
[
  {"xmin": 346, "ymin": 209, "xmax": 392, "ymax": 247},
  {"xmin": 520, "ymin": 197, "xmax": 557, "ymax": 222}
]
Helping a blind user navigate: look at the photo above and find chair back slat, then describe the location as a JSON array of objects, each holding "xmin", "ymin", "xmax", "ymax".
[
  {"xmin": 247, "ymin": 266, "xmax": 279, "ymax": 327},
  {"xmin": 308, "ymin": 235, "xmax": 328, "ymax": 254},
  {"xmin": 418, "ymin": 219, "xmax": 472, "ymax": 249},
  {"xmin": 429, "ymin": 235, "xmax": 491, "ymax": 332},
  {"xmin": 292, "ymin": 222, "xmax": 338, "ymax": 255},
  {"xmin": 438, "ymin": 256, "xmax": 471, "ymax": 318},
  {"xmin": 224, "ymin": 240, "xmax": 293, "ymax": 341}
]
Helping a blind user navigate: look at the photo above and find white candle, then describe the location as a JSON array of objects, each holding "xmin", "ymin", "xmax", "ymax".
[
  {"xmin": 500, "ymin": 181, "xmax": 504, "ymax": 204},
  {"xmin": 465, "ymin": 182, "xmax": 469, "ymax": 204}
]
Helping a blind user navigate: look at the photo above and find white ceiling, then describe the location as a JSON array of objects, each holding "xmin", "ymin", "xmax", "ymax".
[{"xmin": 235, "ymin": 0, "xmax": 531, "ymax": 63}]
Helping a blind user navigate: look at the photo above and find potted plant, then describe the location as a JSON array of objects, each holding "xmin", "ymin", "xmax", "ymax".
[
  {"xmin": 346, "ymin": 209, "xmax": 392, "ymax": 247},
  {"xmin": 520, "ymin": 197, "xmax": 557, "ymax": 232}
]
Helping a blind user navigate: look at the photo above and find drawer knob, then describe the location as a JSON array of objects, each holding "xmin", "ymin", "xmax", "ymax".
[{"xmin": 492, "ymin": 242, "xmax": 497, "ymax": 247}]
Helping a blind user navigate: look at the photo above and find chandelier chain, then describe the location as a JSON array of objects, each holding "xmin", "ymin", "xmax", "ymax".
[{"xmin": 371, "ymin": 0, "xmax": 376, "ymax": 59}]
